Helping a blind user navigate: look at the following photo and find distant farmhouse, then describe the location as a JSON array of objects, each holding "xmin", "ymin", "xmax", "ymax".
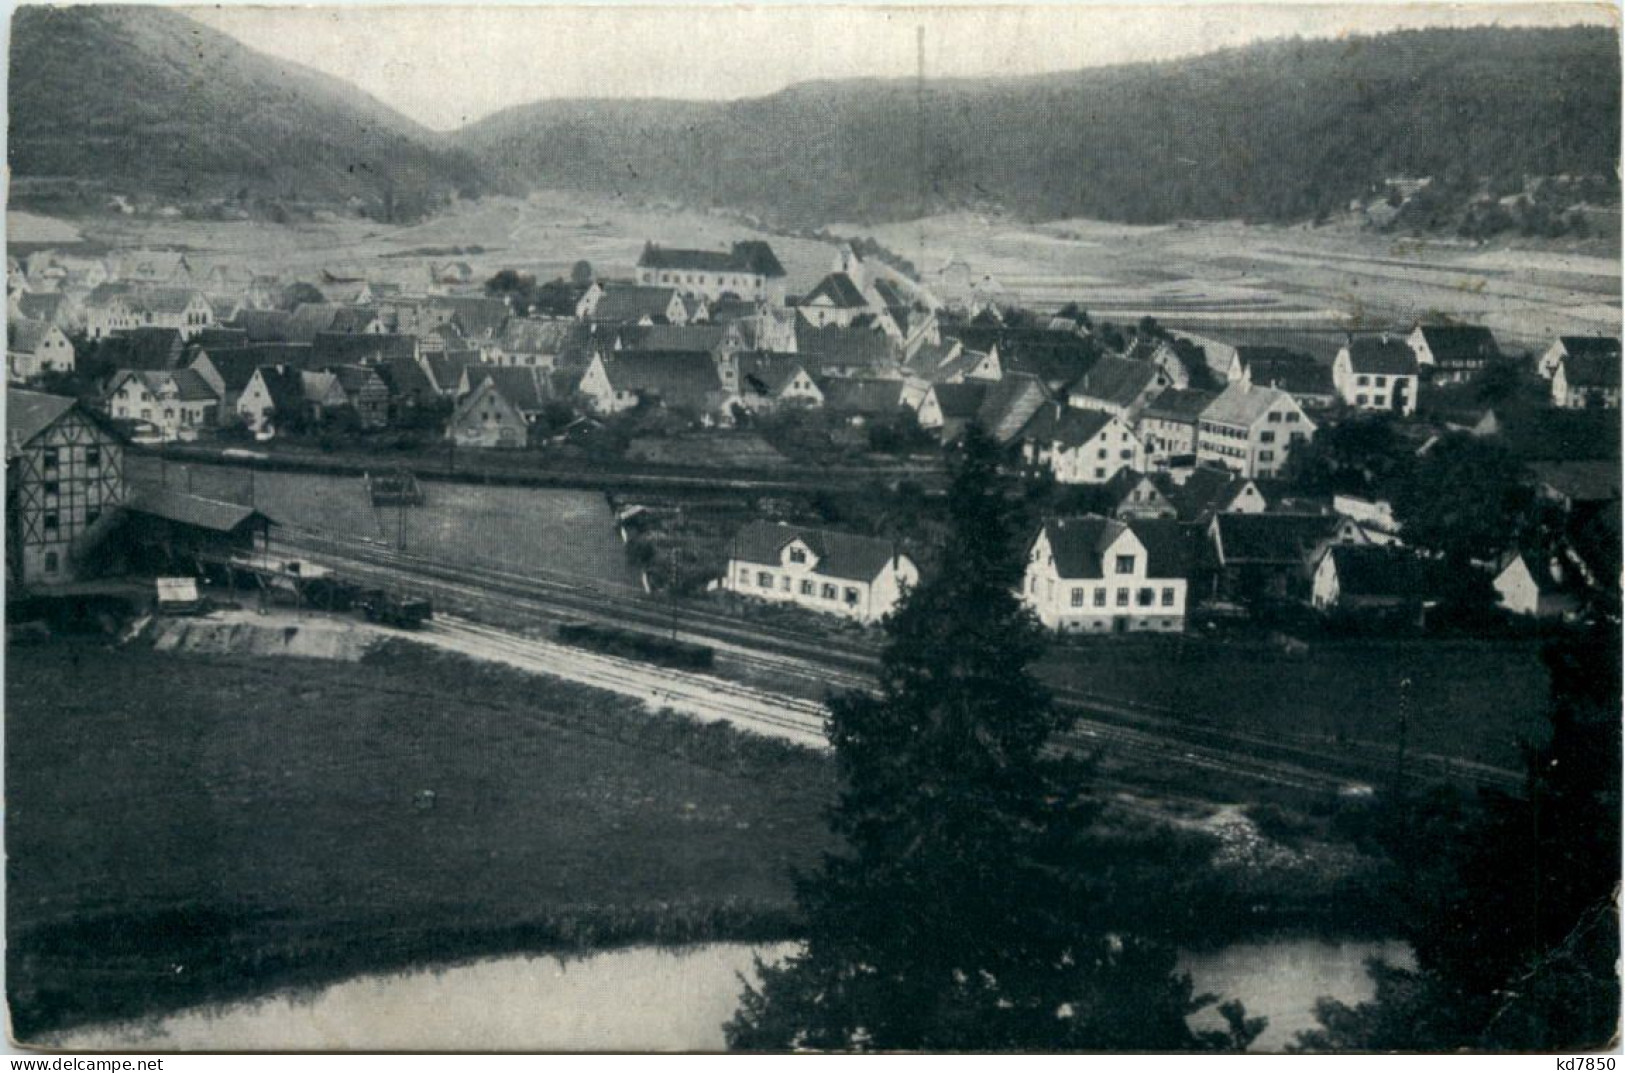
[{"xmin": 635, "ymin": 241, "xmax": 786, "ymax": 304}]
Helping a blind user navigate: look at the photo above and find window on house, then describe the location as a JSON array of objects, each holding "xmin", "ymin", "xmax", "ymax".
[
  {"xmin": 800, "ymin": 580, "xmax": 814, "ymax": 596},
  {"xmin": 739, "ymin": 569, "xmax": 750, "ymax": 583},
  {"xmin": 1115, "ymin": 555, "xmax": 1135, "ymax": 574},
  {"xmin": 1116, "ymin": 588, "xmax": 1129, "ymax": 607},
  {"xmin": 1094, "ymin": 468, "xmax": 1105, "ymax": 479},
  {"xmin": 1284, "ymin": 412, "xmax": 1299, "ymax": 423},
  {"xmin": 845, "ymin": 587, "xmax": 860, "ymax": 605},
  {"xmin": 822, "ymin": 583, "xmax": 838, "ymax": 600},
  {"xmin": 789, "ymin": 547, "xmax": 807, "ymax": 564},
  {"xmin": 1357, "ymin": 375, "xmax": 1369, "ymax": 386},
  {"xmin": 1259, "ymin": 450, "xmax": 1274, "ymax": 462},
  {"xmin": 1093, "ymin": 589, "xmax": 1107, "ymax": 608},
  {"xmin": 1375, "ymin": 376, "xmax": 1387, "ymax": 387},
  {"xmin": 1097, "ymin": 449, "xmax": 1107, "ymax": 459},
  {"xmin": 42, "ymin": 448, "xmax": 59, "ymax": 469},
  {"xmin": 44, "ymin": 552, "xmax": 58, "ymax": 573},
  {"xmin": 43, "ymin": 481, "xmax": 59, "ymax": 497},
  {"xmin": 86, "ymin": 509, "xmax": 99, "ymax": 527},
  {"xmin": 1290, "ymin": 432, "xmax": 1307, "ymax": 443},
  {"xmin": 1071, "ymin": 588, "xmax": 1085, "ymax": 608},
  {"xmin": 757, "ymin": 571, "xmax": 773, "ymax": 588},
  {"xmin": 781, "ymin": 577, "xmax": 791, "ymax": 592},
  {"xmin": 1267, "ymin": 412, "xmax": 1281, "ymax": 423},
  {"xmin": 1138, "ymin": 588, "xmax": 1155, "ymax": 607},
  {"xmin": 1260, "ymin": 430, "xmax": 1275, "ymax": 444},
  {"xmin": 44, "ymin": 512, "xmax": 59, "ymax": 532},
  {"xmin": 1161, "ymin": 587, "xmax": 1175, "ymax": 607},
  {"xmin": 1374, "ymin": 396, "xmax": 1387, "ymax": 407},
  {"xmin": 1355, "ymin": 395, "xmax": 1367, "ymax": 406}
]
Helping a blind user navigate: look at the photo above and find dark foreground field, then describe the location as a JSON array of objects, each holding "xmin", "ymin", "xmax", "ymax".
[
  {"xmin": 1038, "ymin": 636, "xmax": 1551, "ymax": 772},
  {"xmin": 6, "ymin": 641, "xmax": 834, "ymax": 1039}
]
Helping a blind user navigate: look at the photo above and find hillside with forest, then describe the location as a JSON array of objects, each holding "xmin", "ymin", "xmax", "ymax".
[
  {"xmin": 8, "ymin": 5, "xmax": 491, "ymax": 222},
  {"xmin": 458, "ymin": 26, "xmax": 1619, "ymax": 229}
]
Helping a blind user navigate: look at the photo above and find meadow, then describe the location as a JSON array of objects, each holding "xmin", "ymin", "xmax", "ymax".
[{"xmin": 5, "ymin": 640, "xmax": 835, "ymax": 1038}]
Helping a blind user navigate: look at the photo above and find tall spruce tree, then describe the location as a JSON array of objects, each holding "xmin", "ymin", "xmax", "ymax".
[{"xmin": 726, "ymin": 425, "xmax": 1262, "ymax": 1052}]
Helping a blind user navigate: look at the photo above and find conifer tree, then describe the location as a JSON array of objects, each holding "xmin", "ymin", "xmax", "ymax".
[{"xmin": 727, "ymin": 425, "xmax": 1262, "ymax": 1052}]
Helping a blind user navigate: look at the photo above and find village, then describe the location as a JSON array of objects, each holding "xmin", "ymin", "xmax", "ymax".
[{"xmin": 5, "ymin": 233, "xmax": 1620, "ymax": 638}]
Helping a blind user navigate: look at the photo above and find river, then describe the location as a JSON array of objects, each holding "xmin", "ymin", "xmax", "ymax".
[{"xmin": 53, "ymin": 937, "xmax": 1412, "ymax": 1052}]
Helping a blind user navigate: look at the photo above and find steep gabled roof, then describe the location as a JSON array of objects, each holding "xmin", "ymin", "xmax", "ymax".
[
  {"xmin": 1344, "ymin": 336, "xmax": 1419, "ymax": 376},
  {"xmin": 737, "ymin": 352, "xmax": 812, "ymax": 398},
  {"xmin": 228, "ymin": 309, "xmax": 295, "ymax": 342},
  {"xmin": 601, "ymin": 351, "xmax": 722, "ymax": 409},
  {"xmin": 803, "ymin": 272, "xmax": 869, "ymax": 309},
  {"xmin": 1068, "ymin": 355, "xmax": 1159, "ymax": 409},
  {"xmin": 253, "ymin": 365, "xmax": 307, "ymax": 413},
  {"xmin": 1143, "ymin": 387, "xmax": 1216, "ymax": 423},
  {"xmin": 1202, "ymin": 380, "xmax": 1292, "ymax": 428},
  {"xmin": 130, "ymin": 287, "xmax": 205, "ymax": 316},
  {"xmin": 1414, "ymin": 325, "xmax": 1500, "ymax": 365},
  {"xmin": 424, "ymin": 351, "xmax": 477, "ymax": 394},
  {"xmin": 931, "ymin": 381, "xmax": 989, "ymax": 419},
  {"xmin": 587, "ymin": 285, "xmax": 681, "ymax": 324},
  {"xmin": 7, "ymin": 389, "xmax": 79, "ymax": 448},
  {"xmin": 168, "ymin": 368, "xmax": 219, "ymax": 402},
  {"xmin": 1019, "ymin": 403, "xmax": 1115, "ymax": 448},
  {"xmin": 1558, "ymin": 336, "xmax": 1621, "ymax": 361},
  {"xmin": 975, "ymin": 372, "xmax": 1054, "ymax": 446},
  {"xmin": 430, "ymin": 296, "xmax": 510, "ymax": 339},
  {"xmin": 327, "ymin": 363, "xmax": 388, "ymax": 396},
  {"xmin": 374, "ymin": 357, "xmax": 437, "ymax": 400},
  {"xmin": 1561, "ymin": 352, "xmax": 1622, "ymax": 390},
  {"xmin": 463, "ymin": 365, "xmax": 547, "ymax": 412},
  {"xmin": 499, "ymin": 318, "xmax": 579, "ymax": 354},
  {"xmin": 1214, "ymin": 512, "xmax": 1344, "ymax": 565},
  {"xmin": 188, "ymin": 327, "xmax": 250, "ymax": 353},
  {"xmin": 1245, "ymin": 355, "xmax": 1336, "ymax": 397},
  {"xmin": 1040, "ymin": 515, "xmax": 1123, "ymax": 579},
  {"xmin": 731, "ymin": 520, "xmax": 905, "ymax": 582},
  {"xmin": 310, "ymin": 332, "xmax": 418, "ymax": 366},
  {"xmin": 794, "ymin": 321, "xmax": 895, "ymax": 372},
  {"xmin": 638, "ymin": 241, "xmax": 786, "ymax": 278},
  {"xmin": 615, "ymin": 323, "xmax": 726, "ymax": 354}
]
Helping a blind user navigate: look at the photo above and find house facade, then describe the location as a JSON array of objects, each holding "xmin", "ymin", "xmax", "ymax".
[
  {"xmin": 1333, "ymin": 337, "xmax": 1420, "ymax": 416},
  {"xmin": 1195, "ymin": 381, "xmax": 1315, "ymax": 480},
  {"xmin": 105, "ymin": 369, "xmax": 219, "ymax": 441},
  {"xmin": 1021, "ymin": 405, "xmax": 1146, "ymax": 485},
  {"xmin": 1492, "ymin": 553, "xmax": 1582, "ymax": 620},
  {"xmin": 7, "ymin": 322, "xmax": 75, "ymax": 381},
  {"xmin": 446, "ymin": 377, "xmax": 532, "ymax": 449},
  {"xmin": 1551, "ymin": 353, "xmax": 1622, "ymax": 409},
  {"xmin": 6, "ymin": 390, "xmax": 126, "ymax": 587},
  {"xmin": 1021, "ymin": 515, "xmax": 1189, "ymax": 633},
  {"xmin": 635, "ymin": 241, "xmax": 787, "ymax": 303},
  {"xmin": 721, "ymin": 521, "xmax": 918, "ymax": 624}
]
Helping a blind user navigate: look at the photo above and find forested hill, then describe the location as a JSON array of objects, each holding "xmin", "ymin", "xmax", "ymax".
[
  {"xmin": 8, "ymin": 5, "xmax": 490, "ymax": 221},
  {"xmin": 458, "ymin": 26, "xmax": 1619, "ymax": 227}
]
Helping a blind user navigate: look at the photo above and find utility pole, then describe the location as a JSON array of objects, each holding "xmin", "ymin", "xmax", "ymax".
[
  {"xmin": 1393, "ymin": 675, "xmax": 1412, "ymax": 802},
  {"xmin": 397, "ymin": 496, "xmax": 406, "ymax": 552},
  {"xmin": 669, "ymin": 545, "xmax": 680, "ymax": 641}
]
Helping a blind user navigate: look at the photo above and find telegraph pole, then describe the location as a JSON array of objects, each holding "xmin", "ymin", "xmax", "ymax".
[{"xmin": 668, "ymin": 545, "xmax": 680, "ymax": 641}]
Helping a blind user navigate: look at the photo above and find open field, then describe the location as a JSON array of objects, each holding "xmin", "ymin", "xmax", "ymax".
[
  {"xmin": 863, "ymin": 212, "xmax": 1621, "ymax": 350},
  {"xmin": 5, "ymin": 640, "xmax": 835, "ymax": 1038},
  {"xmin": 9, "ymin": 191, "xmax": 841, "ymax": 297},
  {"xmin": 1039, "ymin": 636, "xmax": 1551, "ymax": 773},
  {"xmin": 127, "ymin": 456, "xmax": 639, "ymax": 591},
  {"xmin": 17, "ymin": 194, "xmax": 1616, "ymax": 349}
]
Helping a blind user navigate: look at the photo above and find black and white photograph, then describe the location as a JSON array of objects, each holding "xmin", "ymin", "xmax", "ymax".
[{"xmin": 3, "ymin": 1, "xmax": 1621, "ymax": 1054}]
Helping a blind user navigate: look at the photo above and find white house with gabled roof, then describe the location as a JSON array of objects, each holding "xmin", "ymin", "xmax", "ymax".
[
  {"xmin": 1195, "ymin": 381, "xmax": 1315, "ymax": 480},
  {"xmin": 721, "ymin": 520, "xmax": 918, "ymax": 624},
  {"xmin": 1020, "ymin": 514, "xmax": 1190, "ymax": 633}
]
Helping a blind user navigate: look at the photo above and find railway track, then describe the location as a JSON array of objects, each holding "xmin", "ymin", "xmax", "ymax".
[{"xmin": 268, "ymin": 526, "xmax": 1522, "ymax": 795}]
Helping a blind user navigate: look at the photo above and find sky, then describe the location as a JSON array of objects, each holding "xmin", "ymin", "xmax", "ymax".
[{"xmin": 184, "ymin": 2, "xmax": 1618, "ymax": 131}]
